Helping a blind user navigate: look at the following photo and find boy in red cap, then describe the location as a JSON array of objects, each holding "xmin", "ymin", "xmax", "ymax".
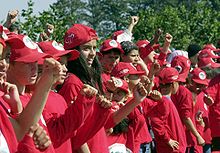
[
  {"xmin": 150, "ymin": 67, "xmax": 187, "ymax": 153},
  {"xmin": 187, "ymin": 68, "xmax": 211, "ymax": 153},
  {"xmin": 170, "ymin": 55, "xmax": 205, "ymax": 151},
  {"xmin": 0, "ymin": 32, "xmax": 64, "ymax": 152},
  {"xmin": 99, "ymin": 39, "xmax": 124, "ymax": 92},
  {"xmin": 38, "ymin": 40, "xmax": 100, "ymax": 153},
  {"xmin": 203, "ymin": 72, "xmax": 220, "ymax": 151}
]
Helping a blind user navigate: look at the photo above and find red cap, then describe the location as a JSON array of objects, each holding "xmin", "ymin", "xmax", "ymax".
[
  {"xmin": 198, "ymin": 57, "xmax": 220, "ymax": 68},
  {"xmin": 38, "ymin": 40, "xmax": 80, "ymax": 61},
  {"xmin": 64, "ymin": 24, "xmax": 98, "ymax": 50},
  {"xmin": 113, "ymin": 78, "xmax": 129, "ymax": 94},
  {"xmin": 136, "ymin": 40, "xmax": 160, "ymax": 59},
  {"xmin": 171, "ymin": 56, "xmax": 191, "ymax": 82},
  {"xmin": 112, "ymin": 30, "xmax": 124, "ymax": 40},
  {"xmin": 136, "ymin": 40, "xmax": 150, "ymax": 48},
  {"xmin": 6, "ymin": 34, "xmax": 49, "ymax": 63},
  {"xmin": 198, "ymin": 49, "xmax": 220, "ymax": 59},
  {"xmin": 190, "ymin": 68, "xmax": 209, "ymax": 86},
  {"xmin": 111, "ymin": 62, "xmax": 145, "ymax": 78},
  {"xmin": 158, "ymin": 67, "xmax": 181, "ymax": 84},
  {"xmin": 100, "ymin": 39, "xmax": 124, "ymax": 54},
  {"xmin": 203, "ymin": 44, "xmax": 220, "ymax": 51}
]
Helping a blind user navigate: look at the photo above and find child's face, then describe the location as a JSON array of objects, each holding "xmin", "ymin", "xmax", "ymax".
[{"xmin": 112, "ymin": 89, "xmax": 127, "ymax": 103}]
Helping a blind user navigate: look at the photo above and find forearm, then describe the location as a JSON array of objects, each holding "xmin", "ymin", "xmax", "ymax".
[
  {"xmin": 183, "ymin": 117, "xmax": 201, "ymax": 138},
  {"xmin": 161, "ymin": 42, "xmax": 170, "ymax": 54},
  {"xmin": 113, "ymin": 98, "xmax": 141, "ymax": 125},
  {"xmin": 15, "ymin": 75, "xmax": 52, "ymax": 140},
  {"xmin": 77, "ymin": 143, "xmax": 91, "ymax": 153}
]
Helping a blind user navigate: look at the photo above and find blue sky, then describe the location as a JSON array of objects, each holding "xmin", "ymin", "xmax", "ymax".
[{"xmin": 0, "ymin": 0, "xmax": 57, "ymax": 22}]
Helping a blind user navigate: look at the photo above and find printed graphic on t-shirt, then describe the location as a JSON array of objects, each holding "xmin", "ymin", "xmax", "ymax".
[{"xmin": 109, "ymin": 143, "xmax": 132, "ymax": 153}]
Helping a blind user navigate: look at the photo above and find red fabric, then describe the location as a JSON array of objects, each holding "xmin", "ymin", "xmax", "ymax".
[
  {"xmin": 150, "ymin": 96, "xmax": 187, "ymax": 153},
  {"xmin": 59, "ymin": 73, "xmax": 84, "ymax": 106},
  {"xmin": 42, "ymin": 91, "xmax": 72, "ymax": 153},
  {"xmin": 204, "ymin": 74, "xmax": 220, "ymax": 137},
  {"xmin": 0, "ymin": 106, "xmax": 18, "ymax": 153},
  {"xmin": 171, "ymin": 85, "xmax": 197, "ymax": 147},
  {"xmin": 19, "ymin": 94, "xmax": 56, "ymax": 153},
  {"xmin": 87, "ymin": 127, "xmax": 109, "ymax": 153},
  {"xmin": 194, "ymin": 92, "xmax": 211, "ymax": 144}
]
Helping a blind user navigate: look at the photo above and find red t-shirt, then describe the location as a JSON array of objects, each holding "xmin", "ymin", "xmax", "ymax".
[
  {"xmin": 150, "ymin": 96, "xmax": 187, "ymax": 153},
  {"xmin": 194, "ymin": 92, "xmax": 211, "ymax": 144},
  {"xmin": 20, "ymin": 94, "xmax": 56, "ymax": 153},
  {"xmin": 204, "ymin": 74, "xmax": 220, "ymax": 137},
  {"xmin": 171, "ymin": 85, "xmax": 197, "ymax": 147}
]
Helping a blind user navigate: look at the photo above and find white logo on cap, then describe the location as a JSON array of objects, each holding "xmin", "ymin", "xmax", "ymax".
[
  {"xmin": 114, "ymin": 78, "xmax": 123, "ymax": 87},
  {"xmin": 201, "ymin": 53, "xmax": 208, "ymax": 58},
  {"xmin": 171, "ymin": 75, "xmax": 178, "ymax": 80},
  {"xmin": 140, "ymin": 44, "xmax": 147, "ymax": 48},
  {"xmin": 52, "ymin": 41, "xmax": 65, "ymax": 51},
  {"xmin": 198, "ymin": 72, "xmax": 206, "ymax": 80},
  {"xmin": 23, "ymin": 36, "xmax": 37, "ymax": 49},
  {"xmin": 175, "ymin": 65, "xmax": 183, "ymax": 73},
  {"xmin": 119, "ymin": 69, "xmax": 129, "ymax": 75},
  {"xmin": 65, "ymin": 33, "xmax": 74, "ymax": 44},
  {"xmin": 109, "ymin": 40, "xmax": 118, "ymax": 47}
]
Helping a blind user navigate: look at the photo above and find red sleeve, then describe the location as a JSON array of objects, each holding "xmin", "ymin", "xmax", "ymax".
[
  {"xmin": 71, "ymin": 103, "xmax": 112, "ymax": 150},
  {"xmin": 171, "ymin": 86, "xmax": 193, "ymax": 119},
  {"xmin": 157, "ymin": 52, "xmax": 167, "ymax": 66},
  {"xmin": 59, "ymin": 74, "xmax": 83, "ymax": 106},
  {"xmin": 204, "ymin": 75, "xmax": 220, "ymax": 102},
  {"xmin": 17, "ymin": 135, "xmax": 55, "ymax": 153},
  {"xmin": 43, "ymin": 94, "xmax": 95, "ymax": 148},
  {"xmin": 150, "ymin": 98, "xmax": 170, "ymax": 143}
]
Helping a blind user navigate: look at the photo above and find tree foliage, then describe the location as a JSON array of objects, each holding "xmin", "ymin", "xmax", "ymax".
[{"xmin": 17, "ymin": 0, "xmax": 219, "ymax": 49}]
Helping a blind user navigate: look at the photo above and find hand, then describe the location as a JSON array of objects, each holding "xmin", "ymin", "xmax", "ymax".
[
  {"xmin": 133, "ymin": 82, "xmax": 148, "ymax": 102},
  {"xmin": 130, "ymin": 16, "xmax": 139, "ymax": 26},
  {"xmin": 164, "ymin": 33, "xmax": 173, "ymax": 44},
  {"xmin": 196, "ymin": 135, "xmax": 205, "ymax": 146},
  {"xmin": 45, "ymin": 23, "xmax": 54, "ymax": 35},
  {"xmin": 6, "ymin": 10, "xmax": 19, "ymax": 25},
  {"xmin": 204, "ymin": 94, "xmax": 214, "ymax": 106},
  {"xmin": 96, "ymin": 95, "xmax": 112, "ymax": 108},
  {"xmin": 0, "ymin": 81, "xmax": 22, "ymax": 114},
  {"xmin": 153, "ymin": 28, "xmax": 162, "ymax": 44},
  {"xmin": 106, "ymin": 77, "xmax": 123, "ymax": 92},
  {"xmin": 28, "ymin": 124, "xmax": 52, "ymax": 150},
  {"xmin": 149, "ymin": 90, "xmax": 162, "ymax": 101},
  {"xmin": 168, "ymin": 139, "xmax": 179, "ymax": 150},
  {"xmin": 149, "ymin": 61, "xmax": 160, "ymax": 76},
  {"xmin": 80, "ymin": 84, "xmax": 98, "ymax": 97},
  {"xmin": 41, "ymin": 58, "xmax": 62, "ymax": 85}
]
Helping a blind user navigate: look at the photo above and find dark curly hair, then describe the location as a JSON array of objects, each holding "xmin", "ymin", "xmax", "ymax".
[{"xmin": 120, "ymin": 41, "xmax": 139, "ymax": 55}]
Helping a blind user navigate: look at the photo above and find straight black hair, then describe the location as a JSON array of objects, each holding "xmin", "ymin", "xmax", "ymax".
[{"xmin": 67, "ymin": 46, "xmax": 104, "ymax": 95}]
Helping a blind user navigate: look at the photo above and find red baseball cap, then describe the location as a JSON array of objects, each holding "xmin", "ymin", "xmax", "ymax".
[
  {"xmin": 198, "ymin": 49, "xmax": 220, "ymax": 59},
  {"xmin": 100, "ymin": 39, "xmax": 124, "ymax": 54},
  {"xmin": 6, "ymin": 34, "xmax": 49, "ymax": 63},
  {"xmin": 136, "ymin": 40, "xmax": 160, "ymax": 59},
  {"xmin": 64, "ymin": 24, "xmax": 98, "ymax": 50},
  {"xmin": 171, "ymin": 56, "xmax": 191, "ymax": 82},
  {"xmin": 190, "ymin": 68, "xmax": 209, "ymax": 86},
  {"xmin": 158, "ymin": 67, "xmax": 181, "ymax": 84},
  {"xmin": 198, "ymin": 57, "xmax": 220, "ymax": 68},
  {"xmin": 203, "ymin": 44, "xmax": 220, "ymax": 51},
  {"xmin": 111, "ymin": 62, "xmax": 145, "ymax": 78},
  {"xmin": 112, "ymin": 30, "xmax": 124, "ymax": 40},
  {"xmin": 38, "ymin": 40, "xmax": 80, "ymax": 61},
  {"xmin": 113, "ymin": 78, "xmax": 129, "ymax": 94}
]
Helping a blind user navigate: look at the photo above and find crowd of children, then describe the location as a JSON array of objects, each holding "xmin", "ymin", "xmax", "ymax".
[{"xmin": 0, "ymin": 10, "xmax": 220, "ymax": 153}]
